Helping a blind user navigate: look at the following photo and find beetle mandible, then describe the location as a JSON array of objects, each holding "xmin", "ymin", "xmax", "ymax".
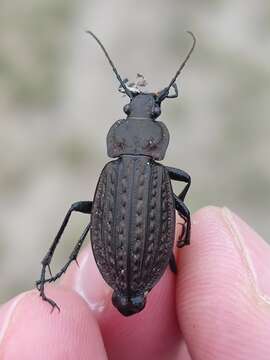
[{"xmin": 36, "ymin": 31, "xmax": 196, "ymax": 316}]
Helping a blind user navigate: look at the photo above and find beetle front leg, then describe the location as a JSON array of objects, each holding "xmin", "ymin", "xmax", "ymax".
[
  {"xmin": 174, "ymin": 195, "xmax": 191, "ymax": 248},
  {"xmin": 166, "ymin": 166, "xmax": 191, "ymax": 201},
  {"xmin": 37, "ymin": 201, "xmax": 92, "ymax": 311}
]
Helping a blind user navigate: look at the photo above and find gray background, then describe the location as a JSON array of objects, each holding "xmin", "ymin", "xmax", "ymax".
[{"xmin": 1, "ymin": 0, "xmax": 270, "ymax": 303}]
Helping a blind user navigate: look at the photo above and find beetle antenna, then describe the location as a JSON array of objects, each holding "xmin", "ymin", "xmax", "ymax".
[
  {"xmin": 167, "ymin": 31, "xmax": 196, "ymax": 91},
  {"xmin": 157, "ymin": 32, "xmax": 196, "ymax": 102},
  {"xmin": 86, "ymin": 31, "xmax": 132, "ymax": 98}
]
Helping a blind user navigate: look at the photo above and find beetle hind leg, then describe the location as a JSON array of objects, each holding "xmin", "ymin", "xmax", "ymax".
[
  {"xmin": 36, "ymin": 201, "xmax": 92, "ymax": 311},
  {"xmin": 36, "ymin": 222, "xmax": 90, "ymax": 289}
]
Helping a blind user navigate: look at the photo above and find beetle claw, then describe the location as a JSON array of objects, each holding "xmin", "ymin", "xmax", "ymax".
[{"xmin": 41, "ymin": 292, "xmax": 60, "ymax": 313}]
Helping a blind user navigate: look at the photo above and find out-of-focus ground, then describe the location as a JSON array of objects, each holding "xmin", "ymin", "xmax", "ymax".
[{"xmin": 0, "ymin": 1, "xmax": 269, "ymax": 303}]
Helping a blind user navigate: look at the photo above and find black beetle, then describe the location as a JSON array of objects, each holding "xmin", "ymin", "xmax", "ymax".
[{"xmin": 36, "ymin": 31, "xmax": 196, "ymax": 316}]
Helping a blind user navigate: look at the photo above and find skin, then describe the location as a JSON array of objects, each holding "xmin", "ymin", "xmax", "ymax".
[{"xmin": 0, "ymin": 206, "xmax": 270, "ymax": 359}]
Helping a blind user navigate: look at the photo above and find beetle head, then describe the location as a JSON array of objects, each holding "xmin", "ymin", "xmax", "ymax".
[
  {"xmin": 112, "ymin": 292, "xmax": 146, "ymax": 316},
  {"xmin": 123, "ymin": 93, "xmax": 161, "ymax": 120}
]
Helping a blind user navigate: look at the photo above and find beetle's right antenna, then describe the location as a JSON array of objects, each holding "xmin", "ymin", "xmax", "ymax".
[
  {"xmin": 86, "ymin": 31, "xmax": 132, "ymax": 98},
  {"xmin": 167, "ymin": 31, "xmax": 196, "ymax": 89},
  {"xmin": 157, "ymin": 31, "xmax": 196, "ymax": 102}
]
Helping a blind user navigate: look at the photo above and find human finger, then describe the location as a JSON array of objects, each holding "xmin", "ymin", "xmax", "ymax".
[
  {"xmin": 176, "ymin": 206, "xmax": 270, "ymax": 360},
  {"xmin": 0, "ymin": 287, "xmax": 107, "ymax": 360}
]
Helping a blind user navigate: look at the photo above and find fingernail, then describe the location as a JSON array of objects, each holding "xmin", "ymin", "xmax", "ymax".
[
  {"xmin": 222, "ymin": 207, "xmax": 270, "ymax": 307},
  {"xmin": 60, "ymin": 246, "xmax": 112, "ymax": 316}
]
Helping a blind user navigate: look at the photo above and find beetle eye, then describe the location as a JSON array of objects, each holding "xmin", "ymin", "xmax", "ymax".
[
  {"xmin": 152, "ymin": 104, "xmax": 161, "ymax": 118},
  {"xmin": 123, "ymin": 104, "xmax": 130, "ymax": 115}
]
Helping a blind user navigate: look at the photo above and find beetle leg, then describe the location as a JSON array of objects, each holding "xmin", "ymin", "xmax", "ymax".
[
  {"xmin": 36, "ymin": 201, "xmax": 92, "ymax": 311},
  {"xmin": 166, "ymin": 166, "xmax": 191, "ymax": 201},
  {"xmin": 169, "ymin": 253, "xmax": 177, "ymax": 274},
  {"xmin": 174, "ymin": 195, "xmax": 191, "ymax": 248},
  {"xmin": 36, "ymin": 222, "xmax": 91, "ymax": 287}
]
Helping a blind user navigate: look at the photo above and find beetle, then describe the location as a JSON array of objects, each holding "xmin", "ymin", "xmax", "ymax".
[{"xmin": 36, "ymin": 30, "xmax": 196, "ymax": 316}]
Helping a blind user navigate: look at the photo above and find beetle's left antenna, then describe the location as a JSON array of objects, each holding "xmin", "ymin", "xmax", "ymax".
[{"xmin": 86, "ymin": 31, "xmax": 132, "ymax": 98}]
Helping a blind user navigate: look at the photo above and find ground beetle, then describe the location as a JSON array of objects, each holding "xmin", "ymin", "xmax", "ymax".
[{"xmin": 36, "ymin": 31, "xmax": 196, "ymax": 316}]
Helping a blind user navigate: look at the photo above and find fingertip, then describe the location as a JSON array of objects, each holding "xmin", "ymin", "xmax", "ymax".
[{"xmin": 0, "ymin": 287, "xmax": 107, "ymax": 360}]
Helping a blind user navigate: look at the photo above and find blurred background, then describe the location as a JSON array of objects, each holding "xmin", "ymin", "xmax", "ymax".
[{"xmin": 1, "ymin": 0, "xmax": 270, "ymax": 303}]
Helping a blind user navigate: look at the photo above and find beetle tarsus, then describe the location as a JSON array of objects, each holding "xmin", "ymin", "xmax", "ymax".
[
  {"xmin": 177, "ymin": 220, "xmax": 190, "ymax": 247},
  {"xmin": 41, "ymin": 290, "xmax": 60, "ymax": 313},
  {"xmin": 176, "ymin": 220, "xmax": 188, "ymax": 246},
  {"xmin": 37, "ymin": 264, "xmax": 60, "ymax": 312},
  {"xmin": 174, "ymin": 195, "xmax": 191, "ymax": 247}
]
